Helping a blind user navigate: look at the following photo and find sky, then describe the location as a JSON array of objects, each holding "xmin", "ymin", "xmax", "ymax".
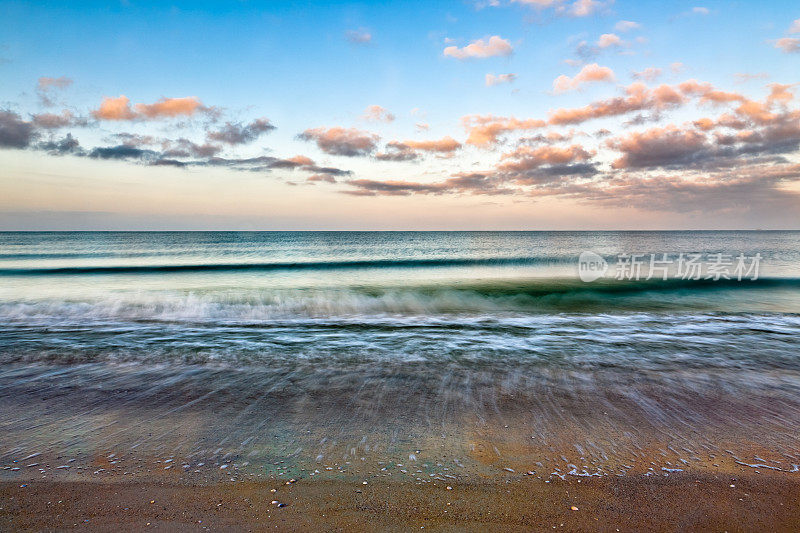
[{"xmin": 1, "ymin": 0, "xmax": 799, "ymax": 230}]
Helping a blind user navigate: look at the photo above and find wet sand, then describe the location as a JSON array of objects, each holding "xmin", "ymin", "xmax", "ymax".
[
  {"xmin": 2, "ymin": 471, "xmax": 800, "ymax": 531},
  {"xmin": 2, "ymin": 363, "xmax": 800, "ymax": 530}
]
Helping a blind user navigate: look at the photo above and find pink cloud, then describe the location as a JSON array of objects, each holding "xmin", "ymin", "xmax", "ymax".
[
  {"xmin": 552, "ymin": 63, "xmax": 615, "ymax": 93},
  {"xmin": 376, "ymin": 136, "xmax": 462, "ymax": 161},
  {"xmin": 597, "ymin": 33, "xmax": 623, "ymax": 48},
  {"xmin": 92, "ymin": 95, "xmax": 208, "ymax": 120},
  {"xmin": 498, "ymin": 144, "xmax": 594, "ymax": 171},
  {"xmin": 773, "ymin": 37, "xmax": 800, "ymax": 53},
  {"xmin": 462, "ymin": 115, "xmax": 546, "ymax": 146},
  {"xmin": 362, "ymin": 105, "xmax": 395, "ymax": 122},
  {"xmin": 443, "ymin": 36, "xmax": 513, "ymax": 60},
  {"xmin": 92, "ymin": 95, "xmax": 137, "ymax": 120},
  {"xmin": 134, "ymin": 97, "xmax": 205, "ymax": 118},
  {"xmin": 548, "ymin": 82, "xmax": 684, "ymax": 125}
]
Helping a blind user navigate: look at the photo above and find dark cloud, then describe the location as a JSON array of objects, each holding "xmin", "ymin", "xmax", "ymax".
[
  {"xmin": 206, "ymin": 118, "xmax": 275, "ymax": 145},
  {"xmin": 163, "ymin": 138, "xmax": 222, "ymax": 158},
  {"xmin": 109, "ymin": 133, "xmax": 222, "ymax": 158},
  {"xmin": 36, "ymin": 133, "xmax": 84, "ymax": 156},
  {"xmin": 305, "ymin": 165, "xmax": 352, "ymax": 176},
  {"xmin": 151, "ymin": 158, "xmax": 187, "ymax": 167},
  {"xmin": 0, "ymin": 110, "xmax": 36, "ymax": 148},
  {"xmin": 88, "ymin": 144, "xmax": 156, "ymax": 160},
  {"xmin": 343, "ymin": 173, "xmax": 510, "ymax": 197}
]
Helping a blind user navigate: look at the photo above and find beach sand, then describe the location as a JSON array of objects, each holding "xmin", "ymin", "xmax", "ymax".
[{"xmin": 2, "ymin": 470, "xmax": 800, "ymax": 531}]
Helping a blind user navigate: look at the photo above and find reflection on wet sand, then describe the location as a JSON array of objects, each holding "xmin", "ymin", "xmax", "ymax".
[{"xmin": 2, "ymin": 362, "xmax": 799, "ymax": 484}]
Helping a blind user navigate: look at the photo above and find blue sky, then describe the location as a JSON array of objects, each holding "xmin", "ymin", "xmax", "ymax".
[{"xmin": 1, "ymin": 0, "xmax": 799, "ymax": 229}]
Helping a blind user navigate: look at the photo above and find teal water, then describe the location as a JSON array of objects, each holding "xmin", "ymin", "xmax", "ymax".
[
  {"xmin": 1, "ymin": 231, "xmax": 799, "ymax": 480},
  {"xmin": 1, "ymin": 231, "xmax": 799, "ymax": 367}
]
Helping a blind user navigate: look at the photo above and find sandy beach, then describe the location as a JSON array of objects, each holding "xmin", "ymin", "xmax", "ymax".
[{"xmin": 3, "ymin": 470, "xmax": 800, "ymax": 531}]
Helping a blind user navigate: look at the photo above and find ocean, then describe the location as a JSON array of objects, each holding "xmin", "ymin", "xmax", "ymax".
[{"xmin": 1, "ymin": 231, "xmax": 799, "ymax": 481}]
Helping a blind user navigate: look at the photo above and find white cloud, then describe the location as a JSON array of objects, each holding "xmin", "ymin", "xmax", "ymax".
[{"xmin": 486, "ymin": 73, "xmax": 517, "ymax": 86}]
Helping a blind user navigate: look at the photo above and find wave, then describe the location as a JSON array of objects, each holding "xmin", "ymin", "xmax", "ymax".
[
  {"xmin": 1, "ymin": 278, "xmax": 798, "ymax": 324},
  {"xmin": 0, "ymin": 256, "xmax": 579, "ymax": 275}
]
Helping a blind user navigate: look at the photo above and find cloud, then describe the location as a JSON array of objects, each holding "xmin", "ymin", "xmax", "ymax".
[
  {"xmin": 400, "ymin": 137, "xmax": 462, "ymax": 152},
  {"xmin": 344, "ymin": 173, "xmax": 509, "ymax": 196},
  {"xmin": 135, "ymin": 97, "xmax": 207, "ymax": 119},
  {"xmin": 31, "ymin": 110, "xmax": 87, "ymax": 129},
  {"xmin": 163, "ymin": 138, "xmax": 222, "ymax": 158},
  {"xmin": 498, "ymin": 144, "xmax": 595, "ymax": 172},
  {"xmin": 307, "ymin": 174, "xmax": 338, "ymax": 184},
  {"xmin": 773, "ymin": 37, "xmax": 800, "ymax": 53},
  {"xmin": 568, "ymin": 0, "xmax": 605, "ymax": 17},
  {"xmin": 791, "ymin": 18, "xmax": 800, "ymax": 34},
  {"xmin": 575, "ymin": 33, "xmax": 626, "ymax": 59},
  {"xmin": 36, "ymin": 76, "xmax": 73, "ymax": 106},
  {"xmin": 597, "ymin": 33, "xmax": 623, "ymax": 48},
  {"xmin": 632, "ymin": 67, "xmax": 662, "ymax": 82},
  {"xmin": 614, "ymin": 20, "xmax": 640, "ymax": 32},
  {"xmin": 36, "ymin": 133, "xmax": 83, "ymax": 156},
  {"xmin": 376, "ymin": 136, "xmax": 462, "ymax": 161},
  {"xmin": 92, "ymin": 95, "xmax": 211, "ymax": 120},
  {"xmin": 692, "ymin": 6, "xmax": 710, "ymax": 15},
  {"xmin": 607, "ymin": 125, "xmax": 709, "ymax": 169},
  {"xmin": 510, "ymin": 0, "xmax": 611, "ymax": 18},
  {"xmin": 734, "ymin": 72, "xmax": 769, "ymax": 84},
  {"xmin": 462, "ymin": 115, "xmax": 546, "ymax": 146},
  {"xmin": 548, "ymin": 82, "xmax": 684, "ymax": 125},
  {"xmin": 345, "ymin": 29, "xmax": 372, "ymax": 44},
  {"xmin": 486, "ymin": 73, "xmax": 517, "ymax": 86},
  {"xmin": 173, "ymin": 154, "xmax": 353, "ymax": 179},
  {"xmin": 151, "ymin": 159, "xmax": 187, "ymax": 168},
  {"xmin": 670, "ymin": 62, "xmax": 684, "ymax": 74},
  {"xmin": 89, "ymin": 144, "xmax": 156, "ymax": 160},
  {"xmin": 570, "ymin": 164, "xmax": 800, "ymax": 214},
  {"xmin": 362, "ymin": 105, "xmax": 395, "ymax": 122},
  {"xmin": 443, "ymin": 36, "xmax": 513, "ymax": 60},
  {"xmin": 415, "ymin": 122, "xmax": 430, "ymax": 131},
  {"xmin": 206, "ymin": 118, "xmax": 275, "ymax": 144},
  {"xmin": 298, "ymin": 127, "xmax": 380, "ymax": 156},
  {"xmin": 37, "ymin": 76, "xmax": 72, "ymax": 91},
  {"xmin": 0, "ymin": 110, "xmax": 36, "ymax": 148},
  {"xmin": 92, "ymin": 95, "xmax": 137, "ymax": 120},
  {"xmin": 107, "ymin": 133, "xmax": 222, "ymax": 158},
  {"xmin": 552, "ymin": 63, "xmax": 615, "ymax": 93},
  {"xmin": 374, "ymin": 148, "xmax": 419, "ymax": 162}
]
